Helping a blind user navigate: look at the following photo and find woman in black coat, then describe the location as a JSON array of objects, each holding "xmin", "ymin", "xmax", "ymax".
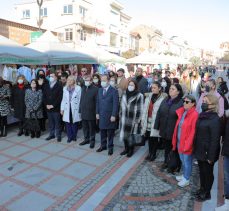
[
  {"xmin": 193, "ymin": 94, "xmax": 221, "ymax": 202},
  {"xmin": 217, "ymin": 77, "xmax": 228, "ymax": 97},
  {"xmin": 154, "ymin": 83, "xmax": 183, "ymax": 170},
  {"xmin": 11, "ymin": 75, "xmax": 29, "ymax": 136}
]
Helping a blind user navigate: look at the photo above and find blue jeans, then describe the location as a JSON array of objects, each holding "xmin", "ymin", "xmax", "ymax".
[
  {"xmin": 65, "ymin": 122, "xmax": 78, "ymax": 141},
  {"xmin": 224, "ymin": 156, "xmax": 229, "ymax": 199},
  {"xmin": 179, "ymin": 153, "xmax": 193, "ymax": 180},
  {"xmin": 47, "ymin": 112, "xmax": 61, "ymax": 139}
]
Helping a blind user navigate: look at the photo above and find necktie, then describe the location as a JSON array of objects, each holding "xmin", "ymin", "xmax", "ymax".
[{"xmin": 103, "ymin": 88, "xmax": 106, "ymax": 96}]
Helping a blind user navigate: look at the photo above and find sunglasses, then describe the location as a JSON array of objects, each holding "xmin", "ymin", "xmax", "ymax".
[{"xmin": 183, "ymin": 100, "xmax": 192, "ymax": 104}]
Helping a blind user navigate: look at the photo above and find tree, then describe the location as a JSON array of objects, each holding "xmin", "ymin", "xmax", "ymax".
[{"xmin": 189, "ymin": 56, "xmax": 201, "ymax": 67}]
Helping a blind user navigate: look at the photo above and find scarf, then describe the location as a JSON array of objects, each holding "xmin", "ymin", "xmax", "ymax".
[
  {"xmin": 166, "ymin": 96, "xmax": 180, "ymax": 107},
  {"xmin": 126, "ymin": 89, "xmax": 138, "ymax": 101},
  {"xmin": 151, "ymin": 93, "xmax": 160, "ymax": 103},
  {"xmin": 18, "ymin": 83, "xmax": 24, "ymax": 90}
]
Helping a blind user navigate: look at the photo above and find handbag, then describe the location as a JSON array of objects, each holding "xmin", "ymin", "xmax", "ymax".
[
  {"xmin": 23, "ymin": 111, "xmax": 40, "ymax": 132},
  {"xmin": 167, "ymin": 149, "xmax": 181, "ymax": 172}
]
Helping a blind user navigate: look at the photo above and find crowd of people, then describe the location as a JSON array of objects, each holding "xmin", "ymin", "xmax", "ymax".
[{"xmin": 0, "ymin": 65, "xmax": 229, "ymax": 210}]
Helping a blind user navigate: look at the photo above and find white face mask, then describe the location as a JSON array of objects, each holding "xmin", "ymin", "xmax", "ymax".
[
  {"xmin": 101, "ymin": 81, "xmax": 108, "ymax": 88},
  {"xmin": 128, "ymin": 85, "xmax": 135, "ymax": 92},
  {"xmin": 85, "ymin": 81, "xmax": 91, "ymax": 87},
  {"xmin": 161, "ymin": 81, "xmax": 167, "ymax": 87},
  {"xmin": 110, "ymin": 81, "xmax": 116, "ymax": 87},
  {"xmin": 93, "ymin": 78, "xmax": 99, "ymax": 83},
  {"xmin": 18, "ymin": 79, "xmax": 24, "ymax": 84},
  {"xmin": 49, "ymin": 77, "xmax": 55, "ymax": 83}
]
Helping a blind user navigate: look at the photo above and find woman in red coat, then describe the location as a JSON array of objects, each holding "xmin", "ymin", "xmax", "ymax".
[{"xmin": 172, "ymin": 95, "xmax": 199, "ymax": 187}]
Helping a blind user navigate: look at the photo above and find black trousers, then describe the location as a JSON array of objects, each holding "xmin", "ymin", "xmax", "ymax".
[
  {"xmin": 100, "ymin": 129, "xmax": 115, "ymax": 149},
  {"xmin": 198, "ymin": 160, "xmax": 215, "ymax": 194},
  {"xmin": 0, "ymin": 116, "xmax": 7, "ymax": 126},
  {"xmin": 164, "ymin": 139, "xmax": 172, "ymax": 164},
  {"xmin": 82, "ymin": 120, "xmax": 96, "ymax": 144}
]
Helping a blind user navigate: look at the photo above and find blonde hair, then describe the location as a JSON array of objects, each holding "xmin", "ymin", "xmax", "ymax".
[
  {"xmin": 204, "ymin": 94, "xmax": 219, "ymax": 113},
  {"xmin": 67, "ymin": 75, "xmax": 76, "ymax": 86}
]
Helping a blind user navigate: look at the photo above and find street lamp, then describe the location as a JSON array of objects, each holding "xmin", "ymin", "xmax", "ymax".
[{"xmin": 37, "ymin": 0, "xmax": 43, "ymax": 31}]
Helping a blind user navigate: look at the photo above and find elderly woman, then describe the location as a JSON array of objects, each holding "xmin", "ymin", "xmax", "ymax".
[
  {"xmin": 25, "ymin": 79, "xmax": 43, "ymax": 138},
  {"xmin": 0, "ymin": 77, "xmax": 11, "ymax": 137},
  {"xmin": 120, "ymin": 79, "xmax": 144, "ymax": 157},
  {"xmin": 141, "ymin": 81, "xmax": 167, "ymax": 161},
  {"xmin": 154, "ymin": 83, "xmax": 183, "ymax": 171},
  {"xmin": 172, "ymin": 95, "xmax": 199, "ymax": 187},
  {"xmin": 61, "ymin": 76, "xmax": 81, "ymax": 143},
  {"xmin": 193, "ymin": 94, "xmax": 221, "ymax": 202}
]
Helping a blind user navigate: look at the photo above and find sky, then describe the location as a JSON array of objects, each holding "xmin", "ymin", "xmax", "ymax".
[{"xmin": 1, "ymin": 0, "xmax": 229, "ymax": 50}]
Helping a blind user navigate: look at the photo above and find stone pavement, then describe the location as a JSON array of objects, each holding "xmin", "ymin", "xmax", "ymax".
[{"xmin": 0, "ymin": 127, "xmax": 223, "ymax": 211}]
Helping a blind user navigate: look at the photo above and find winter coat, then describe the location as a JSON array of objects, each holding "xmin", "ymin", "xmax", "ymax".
[
  {"xmin": 172, "ymin": 107, "xmax": 199, "ymax": 155},
  {"xmin": 61, "ymin": 85, "xmax": 81, "ymax": 123},
  {"xmin": 11, "ymin": 84, "xmax": 28, "ymax": 120},
  {"xmin": 217, "ymin": 81, "xmax": 228, "ymax": 96},
  {"xmin": 154, "ymin": 97, "xmax": 183, "ymax": 140},
  {"xmin": 135, "ymin": 76, "xmax": 149, "ymax": 95},
  {"xmin": 194, "ymin": 112, "xmax": 221, "ymax": 162},
  {"xmin": 80, "ymin": 84, "xmax": 98, "ymax": 121},
  {"xmin": 43, "ymin": 82, "xmax": 63, "ymax": 113},
  {"xmin": 190, "ymin": 77, "xmax": 201, "ymax": 100},
  {"xmin": 222, "ymin": 110, "xmax": 229, "ymax": 157},
  {"xmin": 0, "ymin": 85, "xmax": 11, "ymax": 116},
  {"xmin": 141, "ymin": 92, "xmax": 167, "ymax": 137},
  {"xmin": 96, "ymin": 86, "xmax": 119, "ymax": 130},
  {"xmin": 120, "ymin": 92, "xmax": 143, "ymax": 143},
  {"xmin": 25, "ymin": 89, "xmax": 43, "ymax": 119}
]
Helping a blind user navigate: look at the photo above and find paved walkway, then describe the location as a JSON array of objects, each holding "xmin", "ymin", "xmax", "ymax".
[{"xmin": 0, "ymin": 127, "xmax": 223, "ymax": 211}]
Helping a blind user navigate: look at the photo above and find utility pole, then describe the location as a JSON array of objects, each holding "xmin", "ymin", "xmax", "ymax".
[{"xmin": 37, "ymin": 0, "xmax": 43, "ymax": 31}]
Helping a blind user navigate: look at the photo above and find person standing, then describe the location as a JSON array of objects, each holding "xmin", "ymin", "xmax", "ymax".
[
  {"xmin": 190, "ymin": 70, "xmax": 201, "ymax": 100},
  {"xmin": 193, "ymin": 94, "xmax": 221, "ymax": 202},
  {"xmin": 61, "ymin": 76, "xmax": 81, "ymax": 143},
  {"xmin": 119, "ymin": 80, "xmax": 143, "ymax": 157},
  {"xmin": 172, "ymin": 95, "xmax": 199, "ymax": 187},
  {"xmin": 96, "ymin": 75, "xmax": 119, "ymax": 155},
  {"xmin": 79, "ymin": 75, "xmax": 98, "ymax": 148},
  {"xmin": 135, "ymin": 67, "xmax": 149, "ymax": 95},
  {"xmin": 154, "ymin": 84, "xmax": 183, "ymax": 171},
  {"xmin": 141, "ymin": 82, "xmax": 167, "ymax": 161},
  {"xmin": 24, "ymin": 79, "xmax": 43, "ymax": 138},
  {"xmin": 43, "ymin": 71, "xmax": 63, "ymax": 142},
  {"xmin": 117, "ymin": 68, "xmax": 128, "ymax": 100},
  {"xmin": 0, "ymin": 77, "xmax": 11, "ymax": 137},
  {"xmin": 11, "ymin": 75, "xmax": 28, "ymax": 136},
  {"xmin": 215, "ymin": 109, "xmax": 229, "ymax": 211}
]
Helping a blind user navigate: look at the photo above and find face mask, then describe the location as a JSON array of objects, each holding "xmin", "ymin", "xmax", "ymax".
[
  {"xmin": 128, "ymin": 85, "xmax": 135, "ymax": 92},
  {"xmin": 101, "ymin": 81, "xmax": 108, "ymax": 88},
  {"xmin": 49, "ymin": 77, "xmax": 55, "ymax": 83},
  {"xmin": 201, "ymin": 103, "xmax": 209, "ymax": 112},
  {"xmin": 161, "ymin": 81, "xmax": 167, "ymax": 87},
  {"xmin": 85, "ymin": 81, "xmax": 91, "ymax": 87},
  {"xmin": 205, "ymin": 85, "xmax": 211, "ymax": 92},
  {"xmin": 93, "ymin": 78, "xmax": 99, "ymax": 83},
  {"xmin": 110, "ymin": 81, "xmax": 116, "ymax": 87},
  {"xmin": 18, "ymin": 79, "xmax": 24, "ymax": 84},
  {"xmin": 39, "ymin": 75, "xmax": 45, "ymax": 79}
]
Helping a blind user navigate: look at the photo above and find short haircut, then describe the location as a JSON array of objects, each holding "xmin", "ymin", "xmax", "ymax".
[
  {"xmin": 183, "ymin": 94, "xmax": 196, "ymax": 105},
  {"xmin": 101, "ymin": 74, "xmax": 110, "ymax": 81},
  {"xmin": 61, "ymin": 72, "xmax": 69, "ymax": 79}
]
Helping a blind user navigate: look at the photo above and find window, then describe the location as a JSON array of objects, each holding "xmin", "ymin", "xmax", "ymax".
[
  {"xmin": 65, "ymin": 28, "xmax": 73, "ymax": 41},
  {"xmin": 80, "ymin": 30, "xmax": 87, "ymax": 41},
  {"xmin": 120, "ymin": 36, "xmax": 124, "ymax": 47},
  {"xmin": 40, "ymin": 8, "xmax": 47, "ymax": 17},
  {"xmin": 63, "ymin": 5, "xmax": 73, "ymax": 14},
  {"xmin": 79, "ymin": 6, "xmax": 87, "ymax": 18},
  {"xmin": 110, "ymin": 32, "xmax": 117, "ymax": 47},
  {"xmin": 22, "ymin": 10, "xmax": 30, "ymax": 19}
]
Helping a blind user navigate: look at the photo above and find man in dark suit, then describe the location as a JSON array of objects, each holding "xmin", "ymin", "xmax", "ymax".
[
  {"xmin": 79, "ymin": 75, "xmax": 98, "ymax": 148},
  {"xmin": 96, "ymin": 75, "xmax": 119, "ymax": 155},
  {"xmin": 43, "ymin": 70, "xmax": 63, "ymax": 142}
]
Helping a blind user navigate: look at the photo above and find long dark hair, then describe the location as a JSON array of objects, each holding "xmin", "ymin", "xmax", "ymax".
[
  {"xmin": 128, "ymin": 79, "xmax": 139, "ymax": 91},
  {"xmin": 30, "ymin": 79, "xmax": 39, "ymax": 91},
  {"xmin": 170, "ymin": 83, "xmax": 183, "ymax": 99}
]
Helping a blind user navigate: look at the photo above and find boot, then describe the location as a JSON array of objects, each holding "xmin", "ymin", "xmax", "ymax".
[
  {"xmin": 120, "ymin": 140, "xmax": 129, "ymax": 155},
  {"xmin": 127, "ymin": 145, "xmax": 134, "ymax": 157},
  {"xmin": 2, "ymin": 125, "xmax": 7, "ymax": 137},
  {"xmin": 135, "ymin": 135, "xmax": 146, "ymax": 146},
  {"xmin": 150, "ymin": 140, "xmax": 158, "ymax": 161},
  {"xmin": 145, "ymin": 141, "xmax": 152, "ymax": 160},
  {"xmin": 17, "ymin": 128, "xmax": 23, "ymax": 136},
  {"xmin": 36, "ymin": 131, "xmax": 41, "ymax": 138},
  {"xmin": 30, "ymin": 131, "xmax": 35, "ymax": 138},
  {"xmin": 215, "ymin": 199, "xmax": 229, "ymax": 211}
]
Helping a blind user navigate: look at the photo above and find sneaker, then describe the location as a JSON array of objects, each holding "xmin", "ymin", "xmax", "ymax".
[
  {"xmin": 176, "ymin": 175, "xmax": 183, "ymax": 182},
  {"xmin": 178, "ymin": 178, "xmax": 190, "ymax": 187}
]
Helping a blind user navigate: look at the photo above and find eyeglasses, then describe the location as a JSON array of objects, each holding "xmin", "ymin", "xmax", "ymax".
[{"xmin": 183, "ymin": 100, "xmax": 192, "ymax": 104}]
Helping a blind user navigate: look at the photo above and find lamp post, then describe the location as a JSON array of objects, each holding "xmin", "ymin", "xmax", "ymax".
[{"xmin": 37, "ymin": 0, "xmax": 43, "ymax": 31}]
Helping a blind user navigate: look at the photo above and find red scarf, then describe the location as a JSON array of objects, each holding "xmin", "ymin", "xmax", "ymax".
[{"xmin": 18, "ymin": 83, "xmax": 24, "ymax": 90}]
